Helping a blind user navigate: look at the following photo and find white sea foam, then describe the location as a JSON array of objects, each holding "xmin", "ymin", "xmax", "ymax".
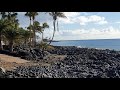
[{"xmin": 77, "ymin": 46, "xmax": 82, "ymax": 48}]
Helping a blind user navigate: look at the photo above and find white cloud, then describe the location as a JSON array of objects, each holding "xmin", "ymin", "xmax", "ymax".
[
  {"xmin": 74, "ymin": 15, "xmax": 108, "ymax": 25},
  {"xmin": 59, "ymin": 13, "xmax": 108, "ymax": 25},
  {"xmin": 58, "ymin": 12, "xmax": 80, "ymax": 24},
  {"xmin": 59, "ymin": 17, "xmax": 74, "ymax": 24},
  {"xmin": 98, "ymin": 21, "xmax": 108, "ymax": 25},
  {"xmin": 116, "ymin": 21, "xmax": 120, "ymax": 23},
  {"xmin": 64, "ymin": 12, "xmax": 80, "ymax": 17},
  {"xmin": 43, "ymin": 26, "xmax": 120, "ymax": 40}
]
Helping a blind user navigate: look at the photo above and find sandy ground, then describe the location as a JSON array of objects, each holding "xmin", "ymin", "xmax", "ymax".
[
  {"xmin": 0, "ymin": 54, "xmax": 31, "ymax": 71},
  {"xmin": 0, "ymin": 54, "xmax": 29, "ymax": 63},
  {"xmin": 0, "ymin": 54, "xmax": 66, "ymax": 71}
]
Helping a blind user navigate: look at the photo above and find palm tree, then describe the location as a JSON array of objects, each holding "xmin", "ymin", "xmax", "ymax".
[
  {"xmin": 41, "ymin": 23, "xmax": 49, "ymax": 42},
  {"xmin": 25, "ymin": 12, "xmax": 32, "ymax": 47},
  {"xmin": 48, "ymin": 12, "xmax": 66, "ymax": 45},
  {"xmin": 25, "ymin": 12, "xmax": 38, "ymax": 47},
  {"xmin": 0, "ymin": 20, "xmax": 5, "ymax": 50},
  {"xmin": 6, "ymin": 12, "xmax": 18, "ymax": 23},
  {"xmin": 3, "ymin": 12, "xmax": 19, "ymax": 52},
  {"xmin": 31, "ymin": 12, "xmax": 38, "ymax": 47},
  {"xmin": 0, "ymin": 12, "xmax": 7, "ymax": 50},
  {"xmin": 33, "ymin": 21, "xmax": 40, "ymax": 29},
  {"xmin": 3, "ymin": 25, "xmax": 19, "ymax": 52},
  {"xmin": 19, "ymin": 27, "xmax": 30, "ymax": 46},
  {"xmin": 33, "ymin": 21, "xmax": 49, "ymax": 43},
  {"xmin": 32, "ymin": 21, "xmax": 42, "ymax": 44}
]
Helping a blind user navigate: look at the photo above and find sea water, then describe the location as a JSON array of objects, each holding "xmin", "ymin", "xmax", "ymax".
[{"xmin": 51, "ymin": 39, "xmax": 120, "ymax": 51}]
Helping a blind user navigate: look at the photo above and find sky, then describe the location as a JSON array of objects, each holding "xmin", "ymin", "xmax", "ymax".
[{"xmin": 17, "ymin": 12, "xmax": 120, "ymax": 40}]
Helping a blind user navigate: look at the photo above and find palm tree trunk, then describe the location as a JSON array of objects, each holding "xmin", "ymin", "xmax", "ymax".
[
  {"xmin": 25, "ymin": 39, "xmax": 27, "ymax": 47},
  {"xmin": 0, "ymin": 32, "xmax": 3, "ymax": 50},
  {"xmin": 33, "ymin": 30, "xmax": 36, "ymax": 47},
  {"xmin": 32, "ymin": 19, "xmax": 36, "ymax": 47},
  {"xmin": 42, "ymin": 32, "xmax": 43, "ymax": 42},
  {"xmin": 9, "ymin": 40, "xmax": 13, "ymax": 52},
  {"xmin": 48, "ymin": 20, "xmax": 56, "ymax": 45},
  {"xmin": 29, "ymin": 18, "xmax": 32, "ymax": 47}
]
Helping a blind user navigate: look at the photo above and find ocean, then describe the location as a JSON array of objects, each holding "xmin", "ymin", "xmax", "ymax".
[{"xmin": 51, "ymin": 39, "xmax": 120, "ymax": 51}]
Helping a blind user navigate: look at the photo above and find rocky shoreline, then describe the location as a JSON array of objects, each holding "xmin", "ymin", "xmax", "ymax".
[{"xmin": 1, "ymin": 46, "xmax": 120, "ymax": 78}]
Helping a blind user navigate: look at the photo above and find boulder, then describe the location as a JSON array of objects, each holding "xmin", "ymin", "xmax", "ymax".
[{"xmin": 0, "ymin": 67, "xmax": 6, "ymax": 78}]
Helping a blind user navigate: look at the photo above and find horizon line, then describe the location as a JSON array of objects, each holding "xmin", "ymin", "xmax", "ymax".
[{"xmin": 54, "ymin": 38, "xmax": 120, "ymax": 41}]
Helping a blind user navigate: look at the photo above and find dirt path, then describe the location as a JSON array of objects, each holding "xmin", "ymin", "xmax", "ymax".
[
  {"xmin": 0, "ymin": 54, "xmax": 31, "ymax": 71},
  {"xmin": 0, "ymin": 54, "xmax": 29, "ymax": 63},
  {"xmin": 0, "ymin": 54, "xmax": 66, "ymax": 71}
]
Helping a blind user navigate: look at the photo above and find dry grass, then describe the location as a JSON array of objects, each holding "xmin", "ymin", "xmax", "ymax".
[{"xmin": 46, "ymin": 45, "xmax": 55, "ymax": 50}]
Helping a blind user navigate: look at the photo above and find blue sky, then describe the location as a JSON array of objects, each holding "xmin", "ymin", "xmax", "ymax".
[{"xmin": 17, "ymin": 12, "xmax": 120, "ymax": 40}]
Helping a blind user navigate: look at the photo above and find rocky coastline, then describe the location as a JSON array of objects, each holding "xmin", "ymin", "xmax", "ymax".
[{"xmin": 1, "ymin": 46, "xmax": 120, "ymax": 78}]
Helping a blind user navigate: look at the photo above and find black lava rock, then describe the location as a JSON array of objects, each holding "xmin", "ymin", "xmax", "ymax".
[{"xmin": 2, "ymin": 46, "xmax": 120, "ymax": 78}]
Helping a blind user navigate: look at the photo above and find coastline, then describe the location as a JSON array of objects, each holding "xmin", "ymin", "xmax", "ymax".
[{"xmin": 1, "ymin": 45, "xmax": 120, "ymax": 78}]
